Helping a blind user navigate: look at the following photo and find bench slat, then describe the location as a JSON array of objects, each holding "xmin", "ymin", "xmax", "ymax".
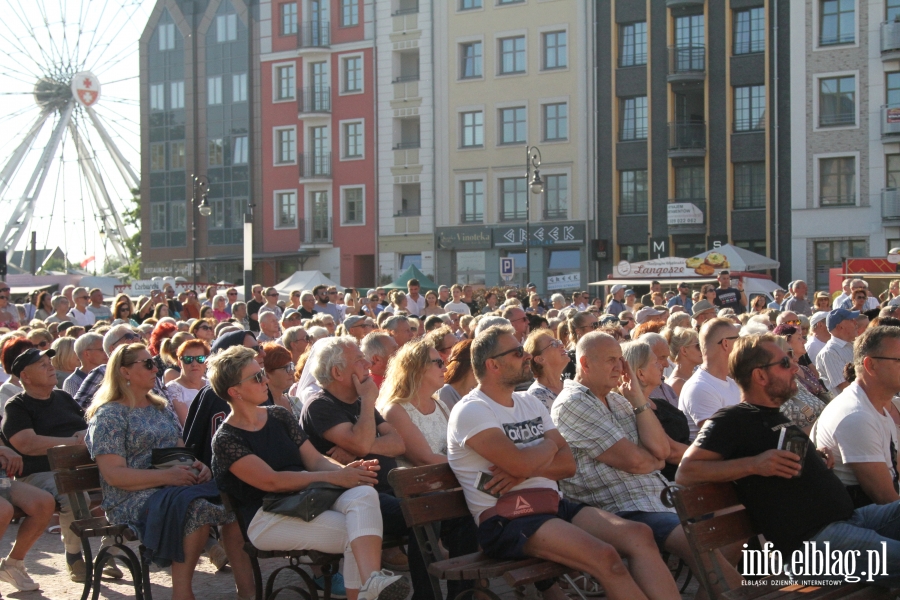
[
  {"xmin": 47, "ymin": 445, "xmax": 94, "ymax": 471},
  {"xmin": 503, "ymin": 561, "xmax": 572, "ymax": 587},
  {"xmin": 670, "ymin": 482, "xmax": 742, "ymax": 520},
  {"xmin": 388, "ymin": 464, "xmax": 462, "ymax": 498},
  {"xmin": 54, "ymin": 467, "xmax": 101, "ymax": 495},
  {"xmin": 683, "ymin": 510, "xmax": 756, "ymax": 551},
  {"xmin": 399, "ymin": 489, "xmax": 471, "ymax": 527}
]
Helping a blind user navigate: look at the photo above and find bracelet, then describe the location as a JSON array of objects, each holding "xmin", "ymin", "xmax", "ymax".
[{"xmin": 633, "ymin": 401, "xmax": 652, "ymax": 415}]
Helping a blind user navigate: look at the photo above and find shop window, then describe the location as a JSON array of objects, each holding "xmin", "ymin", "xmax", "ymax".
[{"xmin": 455, "ymin": 251, "xmax": 486, "ymax": 285}]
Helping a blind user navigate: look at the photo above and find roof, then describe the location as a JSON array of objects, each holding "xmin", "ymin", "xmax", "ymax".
[
  {"xmin": 690, "ymin": 244, "xmax": 779, "ymax": 272},
  {"xmin": 382, "ymin": 264, "xmax": 439, "ymax": 290}
]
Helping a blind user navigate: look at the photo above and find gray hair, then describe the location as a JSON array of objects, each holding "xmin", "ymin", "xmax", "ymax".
[
  {"xmin": 308, "ymin": 326, "xmax": 329, "ymax": 342},
  {"xmin": 51, "ymin": 295, "xmax": 70, "ymax": 310},
  {"xmin": 212, "ymin": 294, "xmax": 228, "ymax": 309},
  {"xmin": 282, "ymin": 326, "xmax": 307, "ymax": 346},
  {"xmin": 259, "ymin": 311, "xmax": 278, "ymax": 324},
  {"xmin": 667, "ymin": 312, "xmax": 691, "ymax": 329},
  {"xmin": 361, "ymin": 331, "xmax": 395, "ymax": 362},
  {"xmin": 311, "ymin": 336, "xmax": 359, "ymax": 387},
  {"xmin": 74, "ymin": 332, "xmax": 103, "ymax": 356},
  {"xmin": 231, "ymin": 301, "xmax": 246, "ymax": 314},
  {"xmin": 850, "ymin": 278, "xmax": 868, "ymax": 290},
  {"xmin": 471, "ymin": 324, "xmax": 515, "ymax": 380},
  {"xmin": 103, "ymin": 324, "xmax": 137, "ymax": 354},
  {"xmin": 621, "ymin": 340, "xmax": 654, "ymax": 375},
  {"xmin": 665, "ymin": 326, "xmax": 699, "ymax": 360},
  {"xmin": 382, "ymin": 315, "xmax": 408, "ymax": 332},
  {"xmin": 474, "ymin": 316, "xmax": 511, "ymax": 337},
  {"xmin": 207, "ymin": 346, "xmax": 258, "ymax": 400},
  {"xmin": 72, "ymin": 286, "xmax": 87, "ymax": 298},
  {"xmin": 854, "ymin": 325, "xmax": 900, "ymax": 372},
  {"xmin": 301, "ymin": 291, "xmax": 314, "ymax": 302},
  {"xmin": 639, "ymin": 332, "xmax": 668, "ymax": 351},
  {"xmin": 550, "ymin": 293, "xmax": 565, "ymax": 305},
  {"xmin": 740, "ymin": 315, "xmax": 772, "ymax": 337}
]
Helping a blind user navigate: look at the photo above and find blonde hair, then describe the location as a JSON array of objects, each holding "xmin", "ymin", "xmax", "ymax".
[
  {"xmin": 86, "ymin": 344, "xmax": 167, "ymax": 420},
  {"xmin": 50, "ymin": 336, "xmax": 79, "ymax": 372},
  {"xmin": 664, "ymin": 326, "xmax": 699, "ymax": 361},
  {"xmin": 160, "ymin": 331, "xmax": 194, "ymax": 366},
  {"xmin": 376, "ymin": 339, "xmax": 434, "ymax": 411}
]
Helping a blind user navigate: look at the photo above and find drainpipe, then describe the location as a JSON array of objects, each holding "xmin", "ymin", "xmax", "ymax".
[
  {"xmin": 772, "ymin": 0, "xmax": 780, "ymax": 284},
  {"xmin": 373, "ymin": 3, "xmax": 380, "ymax": 286}
]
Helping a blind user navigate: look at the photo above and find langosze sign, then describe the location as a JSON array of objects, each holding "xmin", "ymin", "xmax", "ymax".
[{"xmin": 614, "ymin": 251, "xmax": 732, "ymax": 279}]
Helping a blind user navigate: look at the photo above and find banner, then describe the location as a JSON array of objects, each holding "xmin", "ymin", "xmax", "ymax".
[
  {"xmin": 547, "ymin": 273, "xmax": 580, "ymax": 290},
  {"xmin": 614, "ymin": 252, "xmax": 730, "ymax": 279}
]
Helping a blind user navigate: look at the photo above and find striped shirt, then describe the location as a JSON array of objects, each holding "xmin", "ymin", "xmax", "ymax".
[{"xmin": 815, "ymin": 336, "xmax": 854, "ymax": 394}]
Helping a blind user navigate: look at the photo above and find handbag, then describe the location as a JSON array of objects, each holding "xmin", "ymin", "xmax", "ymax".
[
  {"xmin": 151, "ymin": 447, "xmax": 199, "ymax": 477},
  {"xmin": 262, "ymin": 482, "xmax": 345, "ymax": 521}
]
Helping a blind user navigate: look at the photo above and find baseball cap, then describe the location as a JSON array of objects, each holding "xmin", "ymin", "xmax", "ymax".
[
  {"xmin": 599, "ymin": 314, "xmax": 620, "ymax": 327},
  {"xmin": 281, "ymin": 308, "xmax": 300, "ymax": 322},
  {"xmin": 634, "ymin": 306, "xmax": 663, "ymax": 324},
  {"xmin": 57, "ymin": 321, "xmax": 75, "ymax": 333},
  {"xmin": 526, "ymin": 282, "xmax": 536, "ymax": 289},
  {"xmin": 344, "ymin": 315, "xmax": 367, "ymax": 328},
  {"xmin": 624, "ymin": 289, "xmax": 636, "ymax": 297},
  {"xmin": 610, "ymin": 284, "xmax": 626, "ymax": 294},
  {"xmin": 691, "ymin": 299, "xmax": 716, "ymax": 317},
  {"xmin": 826, "ymin": 308, "xmax": 859, "ymax": 332},
  {"xmin": 11, "ymin": 348, "xmax": 56, "ymax": 378},
  {"xmin": 678, "ymin": 282, "xmax": 689, "ymax": 288},
  {"xmin": 809, "ymin": 311, "xmax": 828, "ymax": 328}
]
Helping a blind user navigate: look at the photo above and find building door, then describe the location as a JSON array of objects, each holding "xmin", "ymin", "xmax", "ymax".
[
  {"xmin": 311, "ymin": 62, "xmax": 328, "ymax": 110},
  {"xmin": 311, "ymin": 126, "xmax": 328, "ymax": 175}
]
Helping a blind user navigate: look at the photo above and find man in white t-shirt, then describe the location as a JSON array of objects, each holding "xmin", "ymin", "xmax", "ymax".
[
  {"xmin": 679, "ymin": 318, "xmax": 741, "ymax": 440},
  {"xmin": 443, "ymin": 285, "xmax": 471, "ymax": 315},
  {"xmin": 812, "ymin": 326, "xmax": 900, "ymax": 508},
  {"xmin": 448, "ymin": 325, "xmax": 680, "ymax": 600},
  {"xmin": 66, "ymin": 287, "xmax": 96, "ymax": 328}
]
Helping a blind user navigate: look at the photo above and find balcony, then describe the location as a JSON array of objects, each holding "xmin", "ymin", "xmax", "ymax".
[
  {"xmin": 299, "ymin": 217, "xmax": 332, "ymax": 244},
  {"xmin": 393, "ymin": 80, "xmax": 419, "ymax": 101},
  {"xmin": 668, "ymin": 122, "xmax": 706, "ymax": 157},
  {"xmin": 884, "ymin": 189, "xmax": 900, "ymax": 221},
  {"xmin": 668, "ymin": 45, "xmax": 705, "ymax": 83},
  {"xmin": 298, "ymin": 153, "xmax": 332, "ymax": 179},
  {"xmin": 883, "ymin": 104, "xmax": 900, "ymax": 138},
  {"xmin": 392, "ymin": 72, "xmax": 420, "ymax": 84},
  {"xmin": 394, "ymin": 207, "xmax": 421, "ymax": 217},
  {"xmin": 297, "ymin": 21, "xmax": 329, "ymax": 49},
  {"xmin": 543, "ymin": 207, "xmax": 567, "ymax": 220},
  {"xmin": 393, "ymin": 139, "xmax": 421, "ymax": 150},
  {"xmin": 666, "ymin": 0, "xmax": 704, "ymax": 6},
  {"xmin": 883, "ymin": 21, "xmax": 900, "ymax": 59},
  {"xmin": 392, "ymin": 1, "xmax": 418, "ymax": 16},
  {"xmin": 297, "ymin": 86, "xmax": 331, "ymax": 115},
  {"xmin": 667, "ymin": 199, "xmax": 706, "ymax": 234}
]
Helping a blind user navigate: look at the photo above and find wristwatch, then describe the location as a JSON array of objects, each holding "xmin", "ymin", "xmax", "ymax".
[{"xmin": 633, "ymin": 402, "xmax": 652, "ymax": 415}]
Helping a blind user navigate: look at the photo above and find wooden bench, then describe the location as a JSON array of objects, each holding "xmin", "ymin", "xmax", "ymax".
[
  {"xmin": 388, "ymin": 464, "xmax": 590, "ymax": 600},
  {"xmin": 661, "ymin": 482, "xmax": 894, "ymax": 600},
  {"xmin": 48, "ymin": 445, "xmax": 150, "ymax": 600}
]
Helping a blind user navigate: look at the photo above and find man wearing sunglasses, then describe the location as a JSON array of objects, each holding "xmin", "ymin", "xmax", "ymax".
[
  {"xmin": 246, "ymin": 285, "xmax": 265, "ymax": 333},
  {"xmin": 678, "ymin": 318, "xmax": 741, "ymax": 441},
  {"xmin": 282, "ymin": 326, "xmax": 311, "ymax": 364},
  {"xmin": 344, "ymin": 315, "xmax": 374, "ymax": 343},
  {"xmin": 73, "ymin": 324, "xmax": 142, "ymax": 409},
  {"xmin": 312, "ymin": 284, "xmax": 343, "ymax": 325},
  {"xmin": 66, "ymin": 287, "xmax": 96, "ymax": 328}
]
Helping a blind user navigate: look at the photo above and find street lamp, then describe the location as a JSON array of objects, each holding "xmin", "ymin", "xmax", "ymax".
[
  {"xmin": 192, "ymin": 174, "xmax": 211, "ymax": 288},
  {"xmin": 525, "ymin": 145, "xmax": 544, "ymax": 289},
  {"xmin": 244, "ymin": 201, "xmax": 255, "ymax": 304},
  {"xmin": 98, "ymin": 226, "xmax": 107, "ymax": 275}
]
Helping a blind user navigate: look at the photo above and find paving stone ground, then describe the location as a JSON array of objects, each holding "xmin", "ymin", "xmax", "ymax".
[{"xmin": 0, "ymin": 523, "xmax": 698, "ymax": 599}]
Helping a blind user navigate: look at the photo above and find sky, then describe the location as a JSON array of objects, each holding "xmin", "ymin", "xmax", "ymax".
[{"xmin": 0, "ymin": 0, "xmax": 156, "ymax": 271}]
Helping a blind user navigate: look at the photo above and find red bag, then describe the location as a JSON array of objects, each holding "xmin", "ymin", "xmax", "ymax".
[{"xmin": 493, "ymin": 488, "xmax": 560, "ymax": 520}]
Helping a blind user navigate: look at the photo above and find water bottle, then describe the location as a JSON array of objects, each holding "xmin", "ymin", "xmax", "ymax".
[{"xmin": 0, "ymin": 469, "xmax": 11, "ymax": 491}]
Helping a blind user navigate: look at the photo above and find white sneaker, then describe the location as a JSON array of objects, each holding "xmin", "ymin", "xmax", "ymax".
[
  {"xmin": 358, "ymin": 570, "xmax": 410, "ymax": 600},
  {"xmin": 0, "ymin": 557, "xmax": 39, "ymax": 591}
]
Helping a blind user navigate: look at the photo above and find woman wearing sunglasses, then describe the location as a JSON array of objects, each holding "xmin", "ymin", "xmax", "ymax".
[
  {"xmin": 261, "ymin": 343, "xmax": 303, "ymax": 420},
  {"xmin": 523, "ymin": 329, "xmax": 569, "ymax": 410},
  {"xmin": 86, "ymin": 343, "xmax": 254, "ymax": 600},
  {"xmin": 167, "ymin": 340, "xmax": 211, "ymax": 427},
  {"xmin": 663, "ymin": 326, "xmax": 703, "ymax": 400},
  {"xmin": 190, "ymin": 318, "xmax": 216, "ymax": 343}
]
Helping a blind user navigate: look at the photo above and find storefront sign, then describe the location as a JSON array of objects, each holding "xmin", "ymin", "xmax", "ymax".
[
  {"xmin": 614, "ymin": 253, "xmax": 729, "ymax": 279},
  {"xmin": 130, "ymin": 279, "xmax": 163, "ymax": 293},
  {"xmin": 547, "ymin": 273, "xmax": 580, "ymax": 290},
  {"xmin": 494, "ymin": 223, "xmax": 585, "ymax": 247},
  {"xmin": 437, "ymin": 227, "xmax": 492, "ymax": 250},
  {"xmin": 667, "ymin": 203, "xmax": 704, "ymax": 225}
]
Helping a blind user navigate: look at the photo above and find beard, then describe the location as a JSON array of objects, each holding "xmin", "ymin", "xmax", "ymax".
[
  {"xmin": 502, "ymin": 361, "xmax": 533, "ymax": 387},
  {"xmin": 763, "ymin": 375, "xmax": 797, "ymax": 406}
]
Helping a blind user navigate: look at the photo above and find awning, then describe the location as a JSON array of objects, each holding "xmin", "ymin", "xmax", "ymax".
[
  {"xmin": 589, "ymin": 278, "xmax": 717, "ymax": 286},
  {"xmin": 8, "ymin": 284, "xmax": 56, "ymax": 297}
]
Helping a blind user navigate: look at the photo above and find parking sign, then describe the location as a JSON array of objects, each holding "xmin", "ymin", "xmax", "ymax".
[{"xmin": 500, "ymin": 257, "xmax": 514, "ymax": 282}]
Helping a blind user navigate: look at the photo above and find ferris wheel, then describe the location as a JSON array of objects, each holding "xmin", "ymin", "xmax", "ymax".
[{"xmin": 0, "ymin": 1, "xmax": 151, "ymax": 269}]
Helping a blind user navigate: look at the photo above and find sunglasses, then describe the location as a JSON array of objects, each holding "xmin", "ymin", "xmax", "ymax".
[
  {"xmin": 250, "ymin": 344, "xmax": 262, "ymax": 354},
  {"xmin": 757, "ymin": 356, "xmax": 792, "ymax": 371},
  {"xmin": 579, "ymin": 321, "xmax": 601, "ymax": 331},
  {"xmin": 266, "ymin": 293, "xmax": 279, "ymax": 297},
  {"xmin": 270, "ymin": 362, "xmax": 295, "ymax": 375},
  {"xmin": 717, "ymin": 335, "xmax": 739, "ymax": 346},
  {"xmin": 430, "ymin": 358, "xmax": 446, "ymax": 369},
  {"xmin": 0, "ymin": 288, "xmax": 9, "ymax": 293},
  {"xmin": 126, "ymin": 358, "xmax": 156, "ymax": 371},
  {"xmin": 783, "ymin": 320, "xmax": 801, "ymax": 326},
  {"xmin": 238, "ymin": 369, "xmax": 267, "ymax": 385},
  {"xmin": 181, "ymin": 355, "xmax": 208, "ymax": 365},
  {"xmin": 228, "ymin": 292, "xmax": 238, "ymax": 296},
  {"xmin": 36, "ymin": 340, "xmax": 50, "ymax": 349},
  {"xmin": 112, "ymin": 331, "xmax": 141, "ymax": 346},
  {"xmin": 197, "ymin": 325, "xmax": 212, "ymax": 331},
  {"xmin": 489, "ymin": 345, "xmax": 525, "ymax": 360}
]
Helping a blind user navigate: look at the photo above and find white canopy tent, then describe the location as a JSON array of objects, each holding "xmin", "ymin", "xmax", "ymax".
[
  {"xmin": 273, "ymin": 271, "xmax": 343, "ymax": 300},
  {"xmin": 690, "ymin": 244, "xmax": 779, "ymax": 272}
]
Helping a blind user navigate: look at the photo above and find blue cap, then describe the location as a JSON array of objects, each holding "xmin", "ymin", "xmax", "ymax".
[
  {"xmin": 826, "ymin": 308, "xmax": 859, "ymax": 332},
  {"xmin": 624, "ymin": 289, "xmax": 635, "ymax": 296},
  {"xmin": 212, "ymin": 329, "xmax": 256, "ymax": 353}
]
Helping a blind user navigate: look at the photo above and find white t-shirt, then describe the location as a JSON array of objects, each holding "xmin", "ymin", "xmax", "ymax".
[
  {"xmin": 812, "ymin": 382, "xmax": 898, "ymax": 487},
  {"xmin": 447, "ymin": 388, "xmax": 558, "ymax": 521},
  {"xmin": 165, "ymin": 380, "xmax": 205, "ymax": 412},
  {"xmin": 443, "ymin": 301, "xmax": 471, "ymax": 315},
  {"xmin": 67, "ymin": 307, "xmax": 96, "ymax": 327},
  {"xmin": 678, "ymin": 367, "xmax": 741, "ymax": 440}
]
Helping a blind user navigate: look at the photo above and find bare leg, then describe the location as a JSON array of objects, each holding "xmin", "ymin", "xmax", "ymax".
[
  {"xmin": 349, "ymin": 534, "xmax": 382, "ymax": 579},
  {"xmin": 220, "ymin": 521, "xmax": 255, "ymax": 598},
  {"xmin": 571, "ymin": 508, "xmax": 681, "ymax": 600},
  {"xmin": 663, "ymin": 527, "xmax": 742, "ymax": 600},
  {"xmin": 7, "ymin": 483, "xmax": 55, "ymax": 561},
  {"xmin": 171, "ymin": 525, "xmax": 210, "ymax": 600}
]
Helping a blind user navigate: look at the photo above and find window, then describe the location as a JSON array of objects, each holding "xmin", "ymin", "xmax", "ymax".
[
  {"xmin": 461, "ymin": 180, "xmax": 484, "ymax": 223},
  {"xmin": 460, "ymin": 0, "xmax": 482, "ymax": 9},
  {"xmin": 815, "ymin": 239, "xmax": 866, "ymax": 290},
  {"xmin": 543, "ymin": 103, "xmax": 567, "ymax": 141},
  {"xmin": 275, "ymin": 191, "xmax": 297, "ymax": 229},
  {"xmin": 619, "ymin": 22, "xmax": 647, "ymax": 67},
  {"xmin": 499, "ymin": 36, "xmax": 526, "ymax": 74},
  {"xmin": 501, "ymin": 178, "xmax": 527, "ymax": 220},
  {"xmin": 734, "ymin": 7, "xmax": 764, "ymax": 54},
  {"xmin": 310, "ymin": 191, "xmax": 330, "ymax": 242},
  {"xmin": 158, "ymin": 23, "xmax": 175, "ymax": 51},
  {"xmin": 341, "ymin": 0, "xmax": 358, "ymax": 26},
  {"xmin": 170, "ymin": 81, "xmax": 184, "ymax": 109},
  {"xmin": 150, "ymin": 84, "xmax": 165, "ymax": 110},
  {"xmin": 343, "ymin": 188, "xmax": 364, "ymax": 224},
  {"xmin": 620, "ymin": 96, "xmax": 647, "ymax": 141},
  {"xmin": 498, "ymin": 0, "xmax": 524, "ymax": 4},
  {"xmin": 455, "ymin": 251, "xmax": 486, "ymax": 285},
  {"xmin": 890, "ymin": 0, "xmax": 900, "ymax": 22},
  {"xmin": 734, "ymin": 162, "xmax": 766, "ymax": 209},
  {"xmin": 275, "ymin": 128, "xmax": 296, "ymax": 164},
  {"xmin": 674, "ymin": 165, "xmax": 705, "ymax": 199},
  {"xmin": 543, "ymin": 31, "xmax": 566, "ymax": 70},
  {"xmin": 888, "ymin": 72, "xmax": 900, "ymax": 107},
  {"xmin": 232, "ymin": 73, "xmax": 247, "ymax": 102},
  {"xmin": 460, "ymin": 42, "xmax": 482, "ymax": 79},
  {"xmin": 819, "ymin": 75, "xmax": 855, "ymax": 126},
  {"xmin": 217, "ymin": 14, "xmax": 237, "ymax": 42},
  {"xmin": 343, "ymin": 122, "xmax": 363, "ymax": 158},
  {"xmin": 150, "ymin": 143, "xmax": 166, "ymax": 171},
  {"xmin": 620, "ymin": 244, "xmax": 649, "ymax": 262},
  {"xmin": 619, "ymin": 170, "xmax": 648, "ymax": 214},
  {"xmin": 281, "ymin": 2, "xmax": 298, "ymax": 35},
  {"xmin": 170, "ymin": 141, "xmax": 186, "ymax": 169},
  {"xmin": 170, "ymin": 203, "xmax": 186, "ymax": 232},
  {"xmin": 820, "ymin": 0, "xmax": 855, "ymax": 46},
  {"xmin": 734, "ymin": 85, "xmax": 765, "ymax": 132},
  {"xmin": 401, "ymin": 254, "xmax": 422, "ymax": 270},
  {"xmin": 820, "ymin": 156, "xmax": 856, "ymax": 206},
  {"xmin": 548, "ymin": 250, "xmax": 580, "ymax": 287},
  {"xmin": 233, "ymin": 136, "xmax": 248, "ymax": 165},
  {"xmin": 343, "ymin": 57, "xmax": 362, "ymax": 92},
  {"xmin": 208, "ymin": 138, "xmax": 224, "ymax": 166},
  {"xmin": 888, "ymin": 154, "xmax": 900, "ymax": 187},
  {"xmin": 461, "ymin": 111, "xmax": 484, "ymax": 147},
  {"xmin": 208, "ymin": 76, "xmax": 223, "ymax": 105},
  {"xmin": 275, "ymin": 64, "xmax": 295, "ymax": 101},
  {"xmin": 544, "ymin": 174, "xmax": 567, "ymax": 219},
  {"xmin": 151, "ymin": 204, "xmax": 167, "ymax": 233},
  {"xmin": 499, "ymin": 107, "xmax": 526, "ymax": 144}
]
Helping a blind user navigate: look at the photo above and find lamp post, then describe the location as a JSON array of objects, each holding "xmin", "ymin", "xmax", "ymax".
[
  {"xmin": 525, "ymin": 145, "xmax": 544, "ymax": 289},
  {"xmin": 243, "ymin": 201, "xmax": 254, "ymax": 304},
  {"xmin": 191, "ymin": 174, "xmax": 212, "ymax": 289},
  {"xmin": 98, "ymin": 226, "xmax": 107, "ymax": 275}
]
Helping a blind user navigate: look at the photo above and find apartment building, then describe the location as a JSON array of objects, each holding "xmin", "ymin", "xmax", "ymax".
[
  {"xmin": 593, "ymin": 0, "xmax": 792, "ymax": 283},
  {"xmin": 790, "ymin": 0, "xmax": 900, "ymax": 291}
]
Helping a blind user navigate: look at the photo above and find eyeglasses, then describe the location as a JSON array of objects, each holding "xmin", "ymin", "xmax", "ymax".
[
  {"xmin": 293, "ymin": 335, "xmax": 310, "ymax": 343},
  {"xmin": 35, "ymin": 340, "xmax": 50, "ymax": 349},
  {"xmin": 76, "ymin": 295, "xmax": 89, "ymax": 300},
  {"xmin": 112, "ymin": 331, "xmax": 140, "ymax": 346},
  {"xmin": 717, "ymin": 335, "xmax": 739, "ymax": 346},
  {"xmin": 266, "ymin": 293, "xmax": 279, "ymax": 297},
  {"xmin": 126, "ymin": 358, "xmax": 156, "ymax": 371},
  {"xmin": 181, "ymin": 355, "xmax": 208, "ymax": 365},
  {"xmin": 429, "ymin": 358, "xmax": 446, "ymax": 369},
  {"xmin": 238, "ymin": 369, "xmax": 267, "ymax": 385},
  {"xmin": 328, "ymin": 291, "xmax": 338, "ymax": 295},
  {"xmin": 228, "ymin": 292, "xmax": 238, "ymax": 296},
  {"xmin": 250, "ymin": 344, "xmax": 262, "ymax": 354},
  {"xmin": 578, "ymin": 321, "xmax": 601, "ymax": 331},
  {"xmin": 870, "ymin": 356, "xmax": 900, "ymax": 363},
  {"xmin": 269, "ymin": 362, "xmax": 295, "ymax": 375},
  {"xmin": 197, "ymin": 325, "xmax": 212, "ymax": 331},
  {"xmin": 756, "ymin": 356, "xmax": 792, "ymax": 371},
  {"xmin": 489, "ymin": 345, "xmax": 525, "ymax": 360},
  {"xmin": 536, "ymin": 339, "xmax": 563, "ymax": 354}
]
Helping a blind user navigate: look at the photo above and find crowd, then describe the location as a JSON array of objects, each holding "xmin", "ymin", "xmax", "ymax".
[{"xmin": 0, "ymin": 272, "xmax": 898, "ymax": 599}]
